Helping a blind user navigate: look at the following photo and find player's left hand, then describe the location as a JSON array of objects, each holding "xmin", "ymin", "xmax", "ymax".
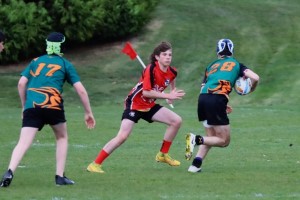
[{"xmin": 226, "ymin": 105, "xmax": 233, "ymax": 114}]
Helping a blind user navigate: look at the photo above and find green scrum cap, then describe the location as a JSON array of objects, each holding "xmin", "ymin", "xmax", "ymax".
[{"xmin": 46, "ymin": 32, "xmax": 65, "ymax": 55}]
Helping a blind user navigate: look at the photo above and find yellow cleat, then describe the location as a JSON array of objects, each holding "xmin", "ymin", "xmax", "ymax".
[
  {"xmin": 185, "ymin": 133, "xmax": 196, "ymax": 160},
  {"xmin": 155, "ymin": 152, "xmax": 180, "ymax": 166},
  {"xmin": 87, "ymin": 162, "xmax": 105, "ymax": 173}
]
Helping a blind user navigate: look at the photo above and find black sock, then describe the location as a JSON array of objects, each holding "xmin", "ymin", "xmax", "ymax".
[
  {"xmin": 195, "ymin": 135, "xmax": 204, "ymax": 145},
  {"xmin": 8, "ymin": 169, "xmax": 13, "ymax": 176},
  {"xmin": 192, "ymin": 157, "xmax": 202, "ymax": 168}
]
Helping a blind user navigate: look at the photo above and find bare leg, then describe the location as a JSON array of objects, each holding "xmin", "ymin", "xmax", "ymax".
[
  {"xmin": 103, "ymin": 119, "xmax": 135, "ymax": 153},
  {"xmin": 152, "ymin": 107, "xmax": 182, "ymax": 141},
  {"xmin": 51, "ymin": 123, "xmax": 68, "ymax": 177},
  {"xmin": 196, "ymin": 125, "xmax": 230, "ymax": 158},
  {"xmin": 203, "ymin": 125, "xmax": 231, "ymax": 147},
  {"xmin": 195, "ymin": 127, "xmax": 215, "ymax": 159},
  {"xmin": 8, "ymin": 127, "xmax": 38, "ymax": 172},
  {"xmin": 151, "ymin": 107, "xmax": 182, "ymax": 166},
  {"xmin": 189, "ymin": 125, "xmax": 231, "ymax": 172},
  {"xmin": 87, "ymin": 119, "xmax": 135, "ymax": 174}
]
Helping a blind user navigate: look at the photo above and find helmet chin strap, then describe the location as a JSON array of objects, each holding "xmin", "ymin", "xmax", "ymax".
[
  {"xmin": 217, "ymin": 54, "xmax": 232, "ymax": 58},
  {"xmin": 216, "ymin": 39, "xmax": 234, "ymax": 55}
]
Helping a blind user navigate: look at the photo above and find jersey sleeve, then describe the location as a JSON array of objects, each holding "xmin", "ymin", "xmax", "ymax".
[
  {"xmin": 239, "ymin": 63, "xmax": 249, "ymax": 77},
  {"xmin": 201, "ymin": 68, "xmax": 208, "ymax": 84},
  {"xmin": 64, "ymin": 60, "xmax": 80, "ymax": 85},
  {"xmin": 21, "ymin": 66, "xmax": 31, "ymax": 78},
  {"xmin": 20, "ymin": 60, "xmax": 35, "ymax": 78}
]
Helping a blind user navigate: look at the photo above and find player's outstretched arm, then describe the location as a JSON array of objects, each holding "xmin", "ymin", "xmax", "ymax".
[
  {"xmin": 18, "ymin": 76, "xmax": 28, "ymax": 112},
  {"xmin": 73, "ymin": 82, "xmax": 96, "ymax": 129},
  {"xmin": 143, "ymin": 88, "xmax": 185, "ymax": 100}
]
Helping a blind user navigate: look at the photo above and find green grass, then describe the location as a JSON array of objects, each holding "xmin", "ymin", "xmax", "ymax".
[
  {"xmin": 0, "ymin": 105, "xmax": 299, "ymax": 200},
  {"xmin": 1, "ymin": 0, "xmax": 300, "ymax": 199}
]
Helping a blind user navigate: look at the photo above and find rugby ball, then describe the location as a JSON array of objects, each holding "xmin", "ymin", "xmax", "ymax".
[{"xmin": 234, "ymin": 77, "xmax": 252, "ymax": 95}]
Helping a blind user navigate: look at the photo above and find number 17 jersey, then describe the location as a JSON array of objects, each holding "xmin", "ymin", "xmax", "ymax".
[{"xmin": 21, "ymin": 55, "xmax": 80, "ymax": 111}]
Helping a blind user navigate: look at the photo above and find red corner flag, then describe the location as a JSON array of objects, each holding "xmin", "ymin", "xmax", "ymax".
[{"xmin": 122, "ymin": 42, "xmax": 137, "ymax": 60}]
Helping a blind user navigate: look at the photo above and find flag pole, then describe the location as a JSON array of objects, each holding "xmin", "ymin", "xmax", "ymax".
[{"xmin": 136, "ymin": 55, "xmax": 146, "ymax": 69}]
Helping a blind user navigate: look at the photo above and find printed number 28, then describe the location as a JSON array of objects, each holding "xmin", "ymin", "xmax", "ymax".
[{"xmin": 209, "ymin": 62, "xmax": 235, "ymax": 75}]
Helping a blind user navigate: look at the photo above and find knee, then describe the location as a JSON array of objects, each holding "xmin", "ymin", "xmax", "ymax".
[
  {"xmin": 171, "ymin": 116, "xmax": 182, "ymax": 128},
  {"xmin": 221, "ymin": 138, "xmax": 230, "ymax": 147},
  {"xmin": 56, "ymin": 132, "xmax": 68, "ymax": 140},
  {"xmin": 222, "ymin": 142, "xmax": 230, "ymax": 148}
]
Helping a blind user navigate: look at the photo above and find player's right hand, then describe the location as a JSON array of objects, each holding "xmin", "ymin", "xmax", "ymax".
[
  {"xmin": 85, "ymin": 114, "xmax": 96, "ymax": 129},
  {"xmin": 169, "ymin": 88, "xmax": 185, "ymax": 100}
]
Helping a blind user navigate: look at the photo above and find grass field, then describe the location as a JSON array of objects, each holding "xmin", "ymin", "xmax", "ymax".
[
  {"xmin": 0, "ymin": 105, "xmax": 299, "ymax": 199},
  {"xmin": 1, "ymin": 0, "xmax": 300, "ymax": 199}
]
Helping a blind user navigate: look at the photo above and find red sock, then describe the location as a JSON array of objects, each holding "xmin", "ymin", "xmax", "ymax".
[
  {"xmin": 94, "ymin": 149, "xmax": 109, "ymax": 164},
  {"xmin": 160, "ymin": 140, "xmax": 172, "ymax": 153}
]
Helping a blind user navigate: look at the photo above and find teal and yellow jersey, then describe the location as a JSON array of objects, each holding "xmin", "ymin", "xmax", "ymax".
[
  {"xmin": 201, "ymin": 57, "xmax": 247, "ymax": 96},
  {"xmin": 21, "ymin": 54, "xmax": 80, "ymax": 110}
]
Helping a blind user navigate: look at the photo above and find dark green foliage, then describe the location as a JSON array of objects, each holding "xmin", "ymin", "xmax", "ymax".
[
  {"xmin": 44, "ymin": 0, "xmax": 105, "ymax": 42},
  {"xmin": 0, "ymin": 0, "xmax": 52, "ymax": 63},
  {"xmin": 95, "ymin": 0, "xmax": 159, "ymax": 40},
  {"xmin": 0, "ymin": 0, "xmax": 159, "ymax": 64}
]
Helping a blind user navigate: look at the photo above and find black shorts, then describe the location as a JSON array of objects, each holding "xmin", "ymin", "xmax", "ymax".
[
  {"xmin": 122, "ymin": 104, "xmax": 162, "ymax": 123},
  {"xmin": 22, "ymin": 108, "xmax": 66, "ymax": 131},
  {"xmin": 197, "ymin": 94, "xmax": 229, "ymax": 126}
]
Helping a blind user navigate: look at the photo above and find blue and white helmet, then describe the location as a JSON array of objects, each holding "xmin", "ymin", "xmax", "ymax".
[{"xmin": 216, "ymin": 39, "xmax": 234, "ymax": 56}]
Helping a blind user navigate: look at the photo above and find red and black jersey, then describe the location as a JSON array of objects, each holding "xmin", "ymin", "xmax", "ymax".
[{"xmin": 124, "ymin": 61, "xmax": 177, "ymax": 111}]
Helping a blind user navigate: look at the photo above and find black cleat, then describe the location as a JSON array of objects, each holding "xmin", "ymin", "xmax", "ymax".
[
  {"xmin": 55, "ymin": 175, "xmax": 75, "ymax": 186},
  {"xmin": 0, "ymin": 169, "xmax": 14, "ymax": 187}
]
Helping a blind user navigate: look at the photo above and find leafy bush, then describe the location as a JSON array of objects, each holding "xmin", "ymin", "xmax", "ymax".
[
  {"xmin": 0, "ymin": 0, "xmax": 159, "ymax": 64},
  {"xmin": 0, "ymin": 0, "xmax": 52, "ymax": 63},
  {"xmin": 96, "ymin": 0, "xmax": 159, "ymax": 40},
  {"xmin": 44, "ymin": 0, "xmax": 105, "ymax": 42}
]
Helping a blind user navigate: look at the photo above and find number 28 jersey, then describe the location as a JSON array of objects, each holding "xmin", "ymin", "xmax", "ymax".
[
  {"xmin": 21, "ymin": 55, "xmax": 80, "ymax": 111},
  {"xmin": 201, "ymin": 57, "xmax": 248, "ymax": 96}
]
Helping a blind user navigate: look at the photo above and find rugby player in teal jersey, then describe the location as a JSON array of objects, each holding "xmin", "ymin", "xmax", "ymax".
[
  {"xmin": 185, "ymin": 39, "xmax": 259, "ymax": 173},
  {"xmin": 0, "ymin": 32, "xmax": 96, "ymax": 187}
]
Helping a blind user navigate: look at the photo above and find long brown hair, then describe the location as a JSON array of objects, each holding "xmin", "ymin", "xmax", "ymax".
[{"xmin": 149, "ymin": 41, "xmax": 172, "ymax": 65}]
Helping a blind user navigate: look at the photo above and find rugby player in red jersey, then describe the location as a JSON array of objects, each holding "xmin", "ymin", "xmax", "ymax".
[{"xmin": 87, "ymin": 41, "xmax": 185, "ymax": 173}]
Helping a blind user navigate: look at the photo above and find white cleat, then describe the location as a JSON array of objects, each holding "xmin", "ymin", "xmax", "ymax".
[{"xmin": 188, "ymin": 165, "xmax": 202, "ymax": 173}]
